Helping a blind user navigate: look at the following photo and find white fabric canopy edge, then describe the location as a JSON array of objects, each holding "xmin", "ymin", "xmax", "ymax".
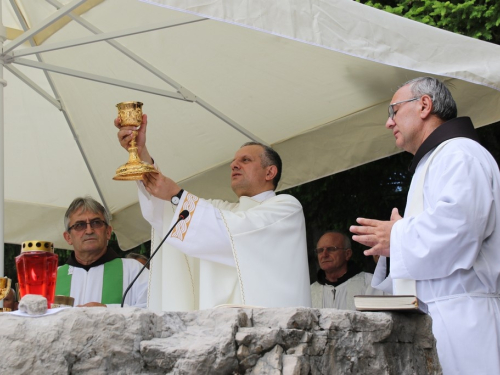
[{"xmin": 142, "ymin": 0, "xmax": 500, "ymax": 92}]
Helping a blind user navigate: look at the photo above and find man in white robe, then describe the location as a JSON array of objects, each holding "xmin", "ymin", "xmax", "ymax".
[
  {"xmin": 116, "ymin": 117, "xmax": 311, "ymax": 311},
  {"xmin": 310, "ymin": 231, "xmax": 382, "ymax": 310},
  {"xmin": 56, "ymin": 197, "xmax": 148, "ymax": 307},
  {"xmin": 350, "ymin": 77, "xmax": 500, "ymax": 374}
]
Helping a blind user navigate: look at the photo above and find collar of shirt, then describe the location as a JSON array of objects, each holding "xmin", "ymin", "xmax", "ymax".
[
  {"xmin": 249, "ymin": 190, "xmax": 276, "ymax": 202},
  {"xmin": 66, "ymin": 247, "xmax": 119, "ymax": 272},
  {"xmin": 409, "ymin": 116, "xmax": 479, "ymax": 174},
  {"xmin": 316, "ymin": 261, "xmax": 361, "ymax": 287}
]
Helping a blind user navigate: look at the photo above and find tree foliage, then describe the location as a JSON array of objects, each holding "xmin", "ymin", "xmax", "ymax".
[
  {"xmin": 289, "ymin": 0, "xmax": 500, "ymax": 280},
  {"xmin": 359, "ymin": 0, "xmax": 500, "ymax": 43},
  {"xmin": 282, "ymin": 0, "xmax": 500, "ymax": 283}
]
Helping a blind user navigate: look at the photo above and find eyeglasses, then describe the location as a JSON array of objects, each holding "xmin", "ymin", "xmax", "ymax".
[
  {"xmin": 68, "ymin": 219, "xmax": 107, "ymax": 232},
  {"xmin": 388, "ymin": 97, "xmax": 420, "ymax": 119},
  {"xmin": 314, "ymin": 246, "xmax": 347, "ymax": 255}
]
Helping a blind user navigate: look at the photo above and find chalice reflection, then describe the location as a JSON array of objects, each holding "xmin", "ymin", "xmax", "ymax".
[{"xmin": 113, "ymin": 101, "xmax": 157, "ymax": 180}]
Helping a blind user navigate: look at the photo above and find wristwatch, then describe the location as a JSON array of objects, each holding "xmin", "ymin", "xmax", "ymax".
[{"xmin": 171, "ymin": 189, "xmax": 184, "ymax": 205}]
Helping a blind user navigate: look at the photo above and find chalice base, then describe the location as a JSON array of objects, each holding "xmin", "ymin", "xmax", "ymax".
[
  {"xmin": 114, "ymin": 140, "xmax": 158, "ymax": 180},
  {"xmin": 113, "ymin": 160, "xmax": 158, "ymax": 180}
]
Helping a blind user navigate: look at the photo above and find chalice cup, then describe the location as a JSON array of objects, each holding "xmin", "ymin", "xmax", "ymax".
[
  {"xmin": 114, "ymin": 101, "xmax": 158, "ymax": 180},
  {"xmin": 0, "ymin": 277, "xmax": 12, "ymax": 312}
]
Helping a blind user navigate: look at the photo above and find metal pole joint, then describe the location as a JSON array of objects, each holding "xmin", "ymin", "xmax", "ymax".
[
  {"xmin": 0, "ymin": 54, "xmax": 15, "ymax": 64},
  {"xmin": 178, "ymin": 87, "xmax": 197, "ymax": 102},
  {"xmin": 57, "ymin": 98, "xmax": 65, "ymax": 111}
]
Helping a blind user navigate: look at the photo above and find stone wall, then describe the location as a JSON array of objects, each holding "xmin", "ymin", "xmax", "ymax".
[{"xmin": 0, "ymin": 307, "xmax": 441, "ymax": 374}]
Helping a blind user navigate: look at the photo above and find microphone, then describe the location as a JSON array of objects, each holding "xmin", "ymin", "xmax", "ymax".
[{"xmin": 121, "ymin": 209, "xmax": 190, "ymax": 307}]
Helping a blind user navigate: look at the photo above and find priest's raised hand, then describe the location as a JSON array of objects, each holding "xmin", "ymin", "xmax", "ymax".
[
  {"xmin": 115, "ymin": 113, "xmax": 153, "ymax": 165},
  {"xmin": 142, "ymin": 169, "xmax": 181, "ymax": 201},
  {"xmin": 349, "ymin": 207, "xmax": 402, "ymax": 257}
]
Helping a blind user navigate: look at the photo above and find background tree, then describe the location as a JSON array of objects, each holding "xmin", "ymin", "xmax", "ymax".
[
  {"xmin": 285, "ymin": 0, "xmax": 500, "ymax": 282},
  {"xmin": 359, "ymin": 0, "xmax": 500, "ymax": 44}
]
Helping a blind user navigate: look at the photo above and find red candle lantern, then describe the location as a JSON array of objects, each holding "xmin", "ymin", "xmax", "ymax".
[{"xmin": 16, "ymin": 241, "xmax": 58, "ymax": 308}]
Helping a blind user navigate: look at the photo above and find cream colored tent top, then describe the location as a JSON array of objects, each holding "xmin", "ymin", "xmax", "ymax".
[{"xmin": 1, "ymin": 0, "xmax": 500, "ymax": 272}]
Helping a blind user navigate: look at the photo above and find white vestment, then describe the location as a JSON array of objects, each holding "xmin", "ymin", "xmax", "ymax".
[
  {"xmin": 57, "ymin": 259, "xmax": 149, "ymax": 308},
  {"xmin": 372, "ymin": 138, "xmax": 500, "ymax": 375},
  {"xmin": 310, "ymin": 272, "xmax": 383, "ymax": 310},
  {"xmin": 138, "ymin": 186, "xmax": 311, "ymax": 311}
]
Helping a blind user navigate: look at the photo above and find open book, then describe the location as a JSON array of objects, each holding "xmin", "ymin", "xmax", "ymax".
[{"xmin": 354, "ymin": 295, "xmax": 428, "ymax": 314}]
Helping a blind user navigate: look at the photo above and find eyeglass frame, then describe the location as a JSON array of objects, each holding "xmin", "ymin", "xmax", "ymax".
[
  {"xmin": 314, "ymin": 246, "xmax": 348, "ymax": 255},
  {"xmin": 67, "ymin": 218, "xmax": 108, "ymax": 232},
  {"xmin": 388, "ymin": 97, "xmax": 420, "ymax": 120}
]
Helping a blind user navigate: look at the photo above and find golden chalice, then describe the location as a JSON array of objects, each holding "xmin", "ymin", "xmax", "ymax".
[
  {"xmin": 0, "ymin": 277, "xmax": 12, "ymax": 312},
  {"xmin": 113, "ymin": 101, "xmax": 158, "ymax": 180}
]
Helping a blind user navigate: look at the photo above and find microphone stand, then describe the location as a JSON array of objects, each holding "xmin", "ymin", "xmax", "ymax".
[{"xmin": 121, "ymin": 210, "xmax": 189, "ymax": 307}]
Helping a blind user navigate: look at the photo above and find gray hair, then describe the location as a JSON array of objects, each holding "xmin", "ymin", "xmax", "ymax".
[
  {"xmin": 64, "ymin": 196, "xmax": 110, "ymax": 230},
  {"xmin": 401, "ymin": 77, "xmax": 457, "ymax": 121},
  {"xmin": 321, "ymin": 230, "xmax": 351, "ymax": 249},
  {"xmin": 241, "ymin": 142, "xmax": 282, "ymax": 190}
]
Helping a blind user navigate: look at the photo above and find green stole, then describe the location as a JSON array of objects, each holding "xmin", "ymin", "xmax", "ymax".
[{"xmin": 55, "ymin": 258, "xmax": 124, "ymax": 304}]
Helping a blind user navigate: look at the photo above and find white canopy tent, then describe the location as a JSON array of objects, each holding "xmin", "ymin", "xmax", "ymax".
[{"xmin": 1, "ymin": 0, "xmax": 500, "ymax": 275}]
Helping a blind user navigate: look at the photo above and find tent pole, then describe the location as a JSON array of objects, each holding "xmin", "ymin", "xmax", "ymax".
[
  {"xmin": 5, "ymin": 66, "xmax": 62, "ymax": 109},
  {"xmin": 9, "ymin": 0, "xmax": 113, "ymax": 215},
  {"xmin": 0, "ymin": 2, "xmax": 6, "ymax": 286},
  {"xmin": 45, "ymin": 0, "xmax": 267, "ymax": 145},
  {"xmin": 3, "ymin": 0, "xmax": 86, "ymax": 54},
  {"xmin": 12, "ymin": 58, "xmax": 188, "ymax": 100},
  {"xmin": 10, "ymin": 18, "xmax": 207, "ymax": 58}
]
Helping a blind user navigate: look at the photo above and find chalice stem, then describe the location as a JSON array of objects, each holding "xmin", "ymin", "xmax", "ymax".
[
  {"xmin": 129, "ymin": 130, "xmax": 138, "ymax": 149},
  {"xmin": 127, "ymin": 130, "xmax": 141, "ymax": 164}
]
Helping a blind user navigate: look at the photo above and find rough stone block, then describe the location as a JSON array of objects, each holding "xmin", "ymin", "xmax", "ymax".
[
  {"xmin": 286, "ymin": 343, "xmax": 308, "ymax": 356},
  {"xmin": 252, "ymin": 308, "xmax": 318, "ymax": 330},
  {"xmin": 18, "ymin": 294, "xmax": 47, "ymax": 315},
  {"xmin": 249, "ymin": 345, "xmax": 283, "ymax": 374},
  {"xmin": 236, "ymin": 327, "xmax": 281, "ymax": 354},
  {"xmin": 283, "ymin": 355, "xmax": 310, "ymax": 375},
  {"xmin": 0, "ymin": 307, "xmax": 442, "ymax": 374}
]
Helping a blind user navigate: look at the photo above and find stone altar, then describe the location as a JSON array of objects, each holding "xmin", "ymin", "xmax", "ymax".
[{"xmin": 0, "ymin": 307, "xmax": 441, "ymax": 374}]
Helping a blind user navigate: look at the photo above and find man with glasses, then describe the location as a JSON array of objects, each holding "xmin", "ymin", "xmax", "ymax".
[
  {"xmin": 310, "ymin": 231, "xmax": 381, "ymax": 309},
  {"xmin": 55, "ymin": 197, "xmax": 148, "ymax": 307},
  {"xmin": 350, "ymin": 77, "xmax": 500, "ymax": 374}
]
